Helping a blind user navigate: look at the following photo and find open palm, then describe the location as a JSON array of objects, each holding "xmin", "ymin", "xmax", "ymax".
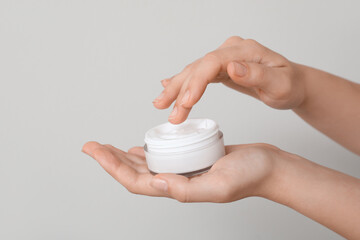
[{"xmin": 82, "ymin": 141, "xmax": 279, "ymax": 203}]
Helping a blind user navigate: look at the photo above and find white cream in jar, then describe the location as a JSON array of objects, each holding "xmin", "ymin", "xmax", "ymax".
[{"xmin": 144, "ymin": 118, "xmax": 225, "ymax": 177}]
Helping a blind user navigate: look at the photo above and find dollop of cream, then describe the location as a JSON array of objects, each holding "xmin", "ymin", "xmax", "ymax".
[
  {"xmin": 144, "ymin": 118, "xmax": 225, "ymax": 174},
  {"xmin": 145, "ymin": 119, "xmax": 219, "ymax": 148}
]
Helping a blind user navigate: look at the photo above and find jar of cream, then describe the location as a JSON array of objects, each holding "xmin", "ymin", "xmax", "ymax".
[{"xmin": 144, "ymin": 118, "xmax": 225, "ymax": 177}]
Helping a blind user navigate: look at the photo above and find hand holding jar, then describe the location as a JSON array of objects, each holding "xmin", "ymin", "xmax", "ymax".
[{"xmin": 83, "ymin": 36, "xmax": 360, "ymax": 239}]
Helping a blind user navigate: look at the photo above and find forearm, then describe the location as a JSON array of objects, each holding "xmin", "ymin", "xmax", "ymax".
[
  {"xmin": 265, "ymin": 152, "xmax": 360, "ymax": 239},
  {"xmin": 293, "ymin": 63, "xmax": 360, "ymax": 155}
]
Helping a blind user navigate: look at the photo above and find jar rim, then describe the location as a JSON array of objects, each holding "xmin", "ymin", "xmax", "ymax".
[
  {"xmin": 144, "ymin": 118, "xmax": 220, "ymax": 151},
  {"xmin": 145, "ymin": 131, "xmax": 223, "ymax": 155}
]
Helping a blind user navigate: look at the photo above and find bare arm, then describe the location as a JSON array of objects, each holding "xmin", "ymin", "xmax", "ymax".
[
  {"xmin": 153, "ymin": 36, "xmax": 360, "ymax": 155},
  {"xmin": 82, "ymin": 142, "xmax": 360, "ymax": 239},
  {"xmin": 293, "ymin": 64, "xmax": 360, "ymax": 154},
  {"xmin": 269, "ymin": 150, "xmax": 360, "ymax": 240}
]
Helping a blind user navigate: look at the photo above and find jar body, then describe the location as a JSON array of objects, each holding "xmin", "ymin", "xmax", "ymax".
[{"xmin": 145, "ymin": 131, "xmax": 225, "ymax": 176}]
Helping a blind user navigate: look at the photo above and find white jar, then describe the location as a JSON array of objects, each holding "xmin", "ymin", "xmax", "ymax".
[{"xmin": 144, "ymin": 118, "xmax": 225, "ymax": 177}]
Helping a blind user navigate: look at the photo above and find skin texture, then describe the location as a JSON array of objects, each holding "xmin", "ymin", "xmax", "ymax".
[
  {"xmin": 83, "ymin": 36, "xmax": 360, "ymax": 239},
  {"xmin": 82, "ymin": 142, "xmax": 360, "ymax": 239},
  {"xmin": 82, "ymin": 142, "xmax": 280, "ymax": 202},
  {"xmin": 153, "ymin": 36, "xmax": 360, "ymax": 155}
]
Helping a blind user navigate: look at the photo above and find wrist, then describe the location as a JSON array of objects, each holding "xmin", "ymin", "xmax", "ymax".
[
  {"xmin": 291, "ymin": 62, "xmax": 311, "ymax": 111},
  {"xmin": 248, "ymin": 148, "xmax": 295, "ymax": 200},
  {"xmin": 255, "ymin": 149, "xmax": 302, "ymax": 202},
  {"xmin": 256, "ymin": 149, "xmax": 360, "ymax": 239}
]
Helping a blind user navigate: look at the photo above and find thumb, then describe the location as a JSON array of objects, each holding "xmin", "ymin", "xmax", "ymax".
[
  {"xmin": 227, "ymin": 61, "xmax": 283, "ymax": 91},
  {"xmin": 150, "ymin": 172, "xmax": 223, "ymax": 203}
]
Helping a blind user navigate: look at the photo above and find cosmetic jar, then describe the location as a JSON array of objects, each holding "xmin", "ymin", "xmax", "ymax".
[{"xmin": 144, "ymin": 118, "xmax": 225, "ymax": 177}]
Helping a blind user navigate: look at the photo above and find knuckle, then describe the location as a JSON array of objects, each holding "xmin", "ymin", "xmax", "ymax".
[
  {"xmin": 243, "ymin": 38, "xmax": 259, "ymax": 47},
  {"xmin": 224, "ymin": 36, "xmax": 243, "ymax": 45},
  {"xmin": 174, "ymin": 192, "xmax": 188, "ymax": 203},
  {"xmin": 183, "ymin": 63, "xmax": 193, "ymax": 71},
  {"xmin": 203, "ymin": 51, "xmax": 220, "ymax": 63},
  {"xmin": 242, "ymin": 39, "xmax": 265, "ymax": 55},
  {"xmin": 161, "ymin": 78, "xmax": 171, "ymax": 86},
  {"xmin": 173, "ymin": 185, "xmax": 190, "ymax": 203}
]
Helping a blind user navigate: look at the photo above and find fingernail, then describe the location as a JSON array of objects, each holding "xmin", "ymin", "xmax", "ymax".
[
  {"xmin": 169, "ymin": 106, "xmax": 178, "ymax": 119},
  {"xmin": 233, "ymin": 62, "xmax": 247, "ymax": 77},
  {"xmin": 151, "ymin": 178, "xmax": 168, "ymax": 192},
  {"xmin": 153, "ymin": 92, "xmax": 165, "ymax": 103},
  {"xmin": 180, "ymin": 90, "xmax": 190, "ymax": 105}
]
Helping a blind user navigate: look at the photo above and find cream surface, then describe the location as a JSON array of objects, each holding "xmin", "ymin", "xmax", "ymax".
[
  {"xmin": 145, "ymin": 119, "xmax": 218, "ymax": 143},
  {"xmin": 144, "ymin": 118, "xmax": 225, "ymax": 174}
]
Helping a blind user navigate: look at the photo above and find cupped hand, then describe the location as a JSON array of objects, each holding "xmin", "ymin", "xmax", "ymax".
[
  {"xmin": 82, "ymin": 141, "xmax": 283, "ymax": 203},
  {"xmin": 153, "ymin": 36, "xmax": 306, "ymax": 124}
]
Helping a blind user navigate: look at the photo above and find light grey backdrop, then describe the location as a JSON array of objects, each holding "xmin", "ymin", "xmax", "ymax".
[{"xmin": 0, "ymin": 0, "xmax": 359, "ymax": 239}]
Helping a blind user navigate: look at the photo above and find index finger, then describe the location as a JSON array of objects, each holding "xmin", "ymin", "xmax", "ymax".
[
  {"xmin": 167, "ymin": 53, "xmax": 222, "ymax": 124},
  {"xmin": 82, "ymin": 141, "xmax": 167, "ymax": 197}
]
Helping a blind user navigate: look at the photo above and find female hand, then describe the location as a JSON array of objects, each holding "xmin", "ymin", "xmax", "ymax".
[
  {"xmin": 153, "ymin": 36, "xmax": 306, "ymax": 124},
  {"xmin": 82, "ymin": 141, "xmax": 360, "ymax": 238},
  {"xmin": 82, "ymin": 141, "xmax": 282, "ymax": 202}
]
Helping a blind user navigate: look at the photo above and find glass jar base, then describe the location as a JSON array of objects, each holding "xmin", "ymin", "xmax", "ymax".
[{"xmin": 149, "ymin": 165, "xmax": 213, "ymax": 178}]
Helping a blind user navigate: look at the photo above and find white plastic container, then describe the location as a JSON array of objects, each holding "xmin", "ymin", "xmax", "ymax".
[{"xmin": 144, "ymin": 118, "xmax": 225, "ymax": 177}]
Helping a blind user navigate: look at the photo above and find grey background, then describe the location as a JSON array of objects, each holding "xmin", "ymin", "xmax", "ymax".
[{"xmin": 0, "ymin": 0, "xmax": 359, "ymax": 239}]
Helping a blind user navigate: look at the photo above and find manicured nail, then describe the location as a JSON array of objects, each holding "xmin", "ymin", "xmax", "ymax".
[
  {"xmin": 169, "ymin": 106, "xmax": 178, "ymax": 119},
  {"xmin": 180, "ymin": 90, "xmax": 190, "ymax": 106},
  {"xmin": 233, "ymin": 62, "xmax": 247, "ymax": 77},
  {"xmin": 151, "ymin": 178, "xmax": 168, "ymax": 192},
  {"xmin": 153, "ymin": 92, "xmax": 165, "ymax": 103}
]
